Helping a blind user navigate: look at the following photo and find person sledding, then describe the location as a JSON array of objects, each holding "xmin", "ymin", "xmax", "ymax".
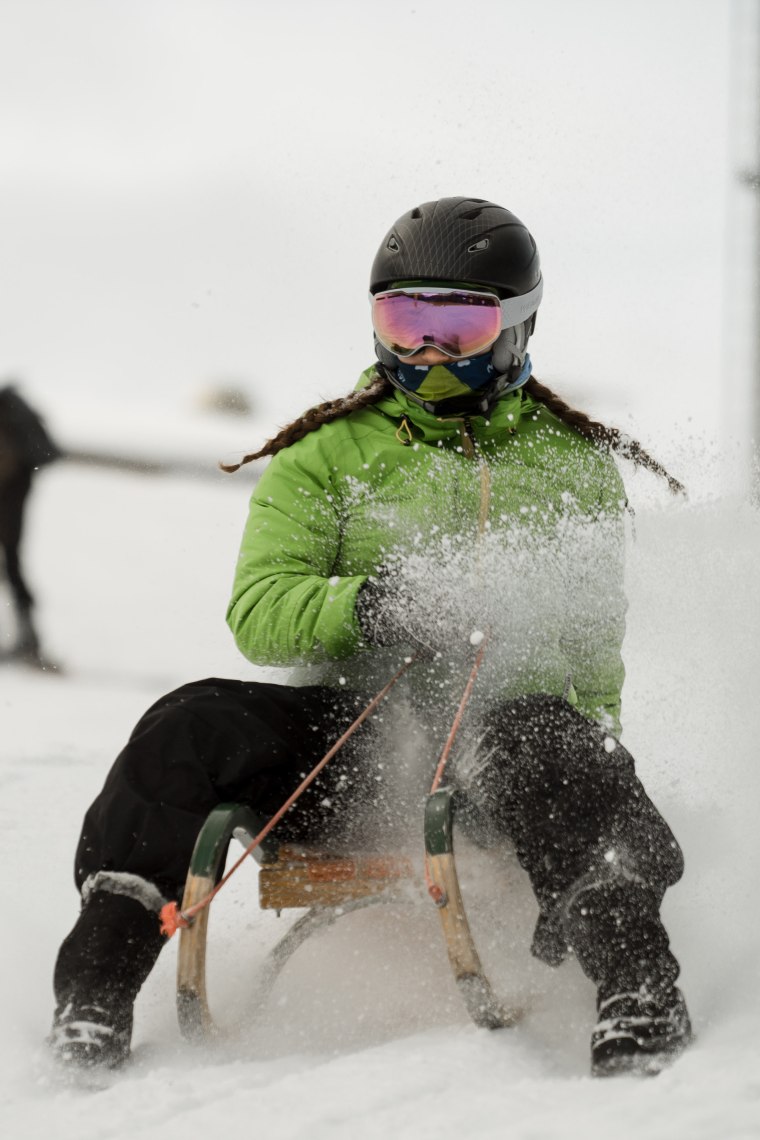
[{"xmin": 49, "ymin": 196, "xmax": 691, "ymax": 1078}]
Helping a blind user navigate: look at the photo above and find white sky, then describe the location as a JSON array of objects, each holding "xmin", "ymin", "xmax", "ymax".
[{"xmin": 0, "ymin": 0, "xmax": 750, "ymax": 466}]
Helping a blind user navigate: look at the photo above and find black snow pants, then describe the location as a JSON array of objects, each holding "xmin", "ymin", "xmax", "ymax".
[{"xmin": 63, "ymin": 679, "xmax": 685, "ymax": 1007}]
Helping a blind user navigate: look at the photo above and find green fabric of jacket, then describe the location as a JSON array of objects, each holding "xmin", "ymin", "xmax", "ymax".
[{"xmin": 227, "ymin": 368, "xmax": 628, "ymax": 734}]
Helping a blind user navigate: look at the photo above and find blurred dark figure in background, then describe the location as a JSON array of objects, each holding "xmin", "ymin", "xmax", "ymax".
[{"xmin": 0, "ymin": 384, "xmax": 60, "ymax": 667}]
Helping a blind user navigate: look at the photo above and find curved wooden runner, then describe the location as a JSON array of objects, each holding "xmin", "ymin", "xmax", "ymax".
[
  {"xmin": 176, "ymin": 803, "xmax": 414, "ymax": 1040},
  {"xmin": 424, "ymin": 788, "xmax": 522, "ymax": 1029}
]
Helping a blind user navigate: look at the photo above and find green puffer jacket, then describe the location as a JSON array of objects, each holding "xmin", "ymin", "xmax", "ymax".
[{"xmin": 227, "ymin": 368, "xmax": 628, "ymax": 734}]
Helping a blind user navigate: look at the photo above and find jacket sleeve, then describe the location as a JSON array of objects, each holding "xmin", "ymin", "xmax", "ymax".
[
  {"xmin": 226, "ymin": 442, "xmax": 366, "ymax": 666},
  {"xmin": 559, "ymin": 456, "xmax": 628, "ymax": 736}
]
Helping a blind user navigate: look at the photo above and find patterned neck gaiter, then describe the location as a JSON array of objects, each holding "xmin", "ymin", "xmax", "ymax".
[{"xmin": 394, "ymin": 353, "xmax": 497, "ymax": 402}]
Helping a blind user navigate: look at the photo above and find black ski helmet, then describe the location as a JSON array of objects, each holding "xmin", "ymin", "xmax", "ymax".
[
  {"xmin": 370, "ymin": 196, "xmax": 543, "ymax": 414},
  {"xmin": 370, "ymin": 196, "xmax": 541, "ymax": 299}
]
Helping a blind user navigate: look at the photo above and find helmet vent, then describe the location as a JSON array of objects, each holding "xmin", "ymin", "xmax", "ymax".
[
  {"xmin": 460, "ymin": 206, "xmax": 487, "ymax": 220},
  {"xmin": 467, "ymin": 237, "xmax": 490, "ymax": 252},
  {"xmin": 387, "ymin": 234, "xmax": 400, "ymax": 252},
  {"xmin": 410, "ymin": 207, "xmax": 422, "ymax": 219}
]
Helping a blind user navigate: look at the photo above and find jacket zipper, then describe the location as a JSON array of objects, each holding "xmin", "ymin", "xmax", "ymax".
[
  {"xmin": 457, "ymin": 418, "xmax": 491, "ymax": 540},
  {"xmin": 436, "ymin": 415, "xmax": 493, "ymax": 539},
  {"xmin": 459, "ymin": 417, "xmax": 477, "ymax": 460}
]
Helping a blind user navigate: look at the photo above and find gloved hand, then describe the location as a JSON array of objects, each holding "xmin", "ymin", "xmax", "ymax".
[
  {"xmin": 355, "ymin": 573, "xmax": 487, "ymax": 658},
  {"xmin": 356, "ymin": 575, "xmax": 433, "ymax": 656}
]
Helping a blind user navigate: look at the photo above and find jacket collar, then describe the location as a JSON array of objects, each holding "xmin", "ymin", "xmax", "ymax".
[{"xmin": 355, "ymin": 365, "xmax": 535, "ymax": 443}]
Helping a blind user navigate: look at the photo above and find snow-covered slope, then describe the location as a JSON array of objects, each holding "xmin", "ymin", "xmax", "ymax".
[{"xmin": 2, "ymin": 453, "xmax": 759, "ymax": 1140}]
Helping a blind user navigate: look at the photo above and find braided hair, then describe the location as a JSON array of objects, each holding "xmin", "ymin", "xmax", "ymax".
[
  {"xmin": 219, "ymin": 371, "xmax": 391, "ymax": 472},
  {"xmin": 523, "ymin": 377, "xmax": 685, "ymax": 496},
  {"xmin": 221, "ymin": 367, "xmax": 684, "ymax": 495}
]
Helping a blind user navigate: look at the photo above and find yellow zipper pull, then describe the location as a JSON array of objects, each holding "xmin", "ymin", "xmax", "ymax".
[{"xmin": 395, "ymin": 416, "xmax": 414, "ymax": 446}]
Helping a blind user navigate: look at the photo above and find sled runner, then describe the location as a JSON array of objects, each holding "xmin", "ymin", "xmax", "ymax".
[{"xmin": 176, "ymin": 788, "xmax": 520, "ymax": 1039}]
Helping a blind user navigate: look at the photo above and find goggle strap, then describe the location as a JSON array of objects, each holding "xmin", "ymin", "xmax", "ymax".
[{"xmin": 498, "ymin": 278, "xmax": 543, "ymax": 329}]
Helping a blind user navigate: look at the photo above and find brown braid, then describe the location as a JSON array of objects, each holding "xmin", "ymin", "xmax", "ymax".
[
  {"xmin": 221, "ymin": 365, "xmax": 685, "ymax": 496},
  {"xmin": 524, "ymin": 376, "xmax": 686, "ymax": 496},
  {"xmin": 219, "ymin": 370, "xmax": 393, "ymax": 472}
]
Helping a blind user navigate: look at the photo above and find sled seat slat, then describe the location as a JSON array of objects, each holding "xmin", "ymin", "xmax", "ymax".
[{"xmin": 258, "ymin": 846, "xmax": 415, "ymax": 909}]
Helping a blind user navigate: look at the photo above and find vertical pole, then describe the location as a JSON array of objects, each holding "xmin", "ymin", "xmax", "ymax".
[
  {"xmin": 734, "ymin": 1, "xmax": 760, "ymax": 498},
  {"xmin": 728, "ymin": 1, "xmax": 760, "ymax": 500},
  {"xmin": 754, "ymin": 14, "xmax": 760, "ymax": 502}
]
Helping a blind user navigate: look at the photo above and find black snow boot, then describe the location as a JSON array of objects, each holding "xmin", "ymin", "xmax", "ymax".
[
  {"xmin": 561, "ymin": 871, "xmax": 691, "ymax": 1077},
  {"xmin": 591, "ymin": 986, "xmax": 692, "ymax": 1077},
  {"xmin": 49, "ymin": 999, "xmax": 134, "ymax": 1070},
  {"xmin": 50, "ymin": 889, "xmax": 164, "ymax": 1069}
]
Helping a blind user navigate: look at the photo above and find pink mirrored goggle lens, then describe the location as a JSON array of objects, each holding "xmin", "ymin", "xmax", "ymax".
[{"xmin": 372, "ymin": 289, "xmax": 502, "ymax": 359}]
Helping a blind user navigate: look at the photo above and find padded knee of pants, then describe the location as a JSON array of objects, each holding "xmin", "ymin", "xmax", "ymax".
[{"xmin": 462, "ymin": 696, "xmax": 632, "ymax": 807}]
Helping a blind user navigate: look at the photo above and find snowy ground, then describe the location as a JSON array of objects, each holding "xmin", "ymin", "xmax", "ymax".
[{"xmin": 2, "ymin": 447, "xmax": 760, "ymax": 1140}]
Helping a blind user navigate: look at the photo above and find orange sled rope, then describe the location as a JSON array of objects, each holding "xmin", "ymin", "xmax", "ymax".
[
  {"xmin": 425, "ymin": 629, "xmax": 491, "ymax": 905},
  {"xmin": 159, "ymin": 656, "xmax": 417, "ymax": 938}
]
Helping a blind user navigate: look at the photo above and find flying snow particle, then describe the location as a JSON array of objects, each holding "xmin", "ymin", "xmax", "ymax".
[{"xmin": 469, "ymin": 630, "xmax": 485, "ymax": 646}]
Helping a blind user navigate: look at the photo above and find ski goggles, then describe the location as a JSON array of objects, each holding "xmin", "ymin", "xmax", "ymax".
[{"xmin": 370, "ymin": 281, "xmax": 543, "ymax": 360}]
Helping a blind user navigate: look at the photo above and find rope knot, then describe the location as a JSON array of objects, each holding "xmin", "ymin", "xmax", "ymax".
[{"xmin": 159, "ymin": 901, "xmax": 191, "ymax": 939}]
